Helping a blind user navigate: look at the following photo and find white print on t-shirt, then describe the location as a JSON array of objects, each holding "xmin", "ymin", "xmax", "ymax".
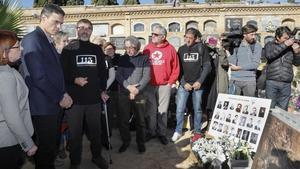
[
  {"xmin": 183, "ymin": 53, "xmax": 199, "ymax": 62},
  {"xmin": 76, "ymin": 55, "xmax": 97, "ymax": 67},
  {"xmin": 150, "ymin": 51, "xmax": 165, "ymax": 65}
]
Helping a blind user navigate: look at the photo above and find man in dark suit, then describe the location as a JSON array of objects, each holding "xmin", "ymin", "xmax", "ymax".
[{"xmin": 21, "ymin": 4, "xmax": 72, "ymax": 169}]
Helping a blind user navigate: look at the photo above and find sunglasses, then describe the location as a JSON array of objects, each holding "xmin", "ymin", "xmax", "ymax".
[{"xmin": 151, "ymin": 33, "xmax": 162, "ymax": 37}]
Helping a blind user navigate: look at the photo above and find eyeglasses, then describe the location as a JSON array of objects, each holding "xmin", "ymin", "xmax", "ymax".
[
  {"xmin": 151, "ymin": 33, "xmax": 162, "ymax": 37},
  {"xmin": 77, "ymin": 26, "xmax": 92, "ymax": 31}
]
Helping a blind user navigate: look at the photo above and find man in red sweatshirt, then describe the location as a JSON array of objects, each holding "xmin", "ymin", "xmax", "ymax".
[{"xmin": 143, "ymin": 25, "xmax": 180, "ymax": 145}]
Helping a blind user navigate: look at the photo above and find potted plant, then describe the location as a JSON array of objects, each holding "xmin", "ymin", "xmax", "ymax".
[{"xmin": 229, "ymin": 141, "xmax": 252, "ymax": 168}]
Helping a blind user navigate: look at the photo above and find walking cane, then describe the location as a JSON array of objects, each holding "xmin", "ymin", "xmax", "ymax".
[{"xmin": 103, "ymin": 102, "xmax": 113, "ymax": 164}]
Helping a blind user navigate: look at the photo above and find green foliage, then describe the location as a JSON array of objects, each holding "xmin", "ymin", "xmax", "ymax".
[
  {"xmin": 65, "ymin": 0, "xmax": 84, "ymax": 5},
  {"xmin": 154, "ymin": 0, "xmax": 167, "ymax": 4},
  {"xmin": 0, "ymin": 0, "xmax": 23, "ymax": 36},
  {"xmin": 123, "ymin": 0, "xmax": 140, "ymax": 5},
  {"xmin": 93, "ymin": 0, "xmax": 118, "ymax": 5},
  {"xmin": 230, "ymin": 141, "xmax": 250, "ymax": 160}
]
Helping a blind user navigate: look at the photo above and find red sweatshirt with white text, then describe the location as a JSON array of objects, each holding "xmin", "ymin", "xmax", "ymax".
[{"xmin": 143, "ymin": 41, "xmax": 180, "ymax": 86}]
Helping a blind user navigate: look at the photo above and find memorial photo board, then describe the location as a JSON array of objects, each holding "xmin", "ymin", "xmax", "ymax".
[{"xmin": 208, "ymin": 94, "xmax": 271, "ymax": 152}]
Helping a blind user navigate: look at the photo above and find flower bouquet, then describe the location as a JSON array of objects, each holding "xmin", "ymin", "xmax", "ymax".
[{"xmin": 191, "ymin": 136, "xmax": 232, "ymax": 168}]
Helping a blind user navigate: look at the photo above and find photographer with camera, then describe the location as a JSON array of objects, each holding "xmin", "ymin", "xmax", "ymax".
[
  {"xmin": 265, "ymin": 26, "xmax": 300, "ymax": 110},
  {"xmin": 228, "ymin": 24, "xmax": 262, "ymax": 97}
]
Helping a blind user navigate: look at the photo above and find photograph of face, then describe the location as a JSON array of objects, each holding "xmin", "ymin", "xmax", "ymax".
[
  {"xmin": 236, "ymin": 128, "xmax": 242, "ymax": 138},
  {"xmin": 239, "ymin": 116, "xmax": 247, "ymax": 127},
  {"xmin": 241, "ymin": 130, "xmax": 250, "ymax": 141},
  {"xmin": 236, "ymin": 103, "xmax": 242, "ymax": 113},
  {"xmin": 223, "ymin": 125, "xmax": 229, "ymax": 134},
  {"xmin": 254, "ymin": 120, "xmax": 261, "ymax": 131},
  {"xmin": 258, "ymin": 107, "xmax": 266, "ymax": 118},
  {"xmin": 223, "ymin": 101, "xmax": 229, "ymax": 110},
  {"xmin": 225, "ymin": 114, "xmax": 232, "ymax": 122},
  {"xmin": 212, "ymin": 121, "xmax": 218, "ymax": 130},
  {"xmin": 217, "ymin": 123, "xmax": 224, "ymax": 132},
  {"xmin": 250, "ymin": 132, "xmax": 258, "ymax": 144},
  {"xmin": 229, "ymin": 127, "xmax": 235, "ymax": 137},
  {"xmin": 230, "ymin": 104, "xmax": 235, "ymax": 110},
  {"xmin": 214, "ymin": 112, "xmax": 220, "ymax": 120},
  {"xmin": 246, "ymin": 118, "xmax": 253, "ymax": 128},
  {"xmin": 219, "ymin": 113, "xmax": 225, "ymax": 121},
  {"xmin": 242, "ymin": 105, "xmax": 249, "ymax": 114},
  {"xmin": 250, "ymin": 107, "xmax": 257, "ymax": 116},
  {"xmin": 232, "ymin": 115, "xmax": 238, "ymax": 124},
  {"xmin": 217, "ymin": 101, "xmax": 222, "ymax": 109}
]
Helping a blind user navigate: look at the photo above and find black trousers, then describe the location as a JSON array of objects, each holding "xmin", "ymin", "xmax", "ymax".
[
  {"xmin": 66, "ymin": 103, "xmax": 102, "ymax": 165},
  {"xmin": 32, "ymin": 114, "xmax": 59, "ymax": 169},
  {"xmin": 0, "ymin": 145, "xmax": 24, "ymax": 169},
  {"xmin": 118, "ymin": 93, "xmax": 146, "ymax": 145}
]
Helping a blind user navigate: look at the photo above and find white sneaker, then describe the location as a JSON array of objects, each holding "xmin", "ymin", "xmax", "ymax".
[{"xmin": 171, "ymin": 132, "xmax": 182, "ymax": 142}]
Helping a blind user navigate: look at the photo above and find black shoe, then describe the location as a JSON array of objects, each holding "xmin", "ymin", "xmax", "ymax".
[
  {"xmin": 69, "ymin": 164, "xmax": 80, "ymax": 169},
  {"xmin": 118, "ymin": 143, "xmax": 129, "ymax": 153},
  {"xmin": 92, "ymin": 156, "xmax": 109, "ymax": 169},
  {"xmin": 159, "ymin": 136, "xmax": 169, "ymax": 145},
  {"xmin": 137, "ymin": 144, "xmax": 146, "ymax": 153}
]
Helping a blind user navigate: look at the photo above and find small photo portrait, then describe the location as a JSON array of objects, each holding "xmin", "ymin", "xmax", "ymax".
[
  {"xmin": 214, "ymin": 112, "xmax": 220, "ymax": 120},
  {"xmin": 242, "ymin": 105, "xmax": 249, "ymax": 115},
  {"xmin": 225, "ymin": 114, "xmax": 232, "ymax": 122},
  {"xmin": 230, "ymin": 103, "xmax": 235, "ymax": 110},
  {"xmin": 232, "ymin": 115, "xmax": 238, "ymax": 124},
  {"xmin": 236, "ymin": 128, "xmax": 243, "ymax": 138},
  {"xmin": 217, "ymin": 101, "xmax": 222, "ymax": 109},
  {"xmin": 223, "ymin": 125, "xmax": 229, "ymax": 134},
  {"xmin": 212, "ymin": 121, "xmax": 218, "ymax": 130},
  {"xmin": 250, "ymin": 107, "xmax": 257, "ymax": 116},
  {"xmin": 235, "ymin": 103, "xmax": 242, "ymax": 113},
  {"xmin": 219, "ymin": 113, "xmax": 226, "ymax": 121},
  {"xmin": 217, "ymin": 123, "xmax": 223, "ymax": 132},
  {"xmin": 258, "ymin": 107, "xmax": 266, "ymax": 118},
  {"xmin": 239, "ymin": 116, "xmax": 247, "ymax": 127},
  {"xmin": 246, "ymin": 118, "xmax": 253, "ymax": 128},
  {"xmin": 254, "ymin": 120, "xmax": 261, "ymax": 131},
  {"xmin": 250, "ymin": 132, "xmax": 258, "ymax": 144},
  {"xmin": 241, "ymin": 130, "xmax": 250, "ymax": 141},
  {"xmin": 229, "ymin": 127, "xmax": 235, "ymax": 137},
  {"xmin": 223, "ymin": 101, "xmax": 229, "ymax": 110}
]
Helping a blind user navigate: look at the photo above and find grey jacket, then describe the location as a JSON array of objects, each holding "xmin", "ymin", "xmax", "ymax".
[
  {"xmin": 0, "ymin": 65, "xmax": 34, "ymax": 151},
  {"xmin": 228, "ymin": 41, "xmax": 262, "ymax": 81},
  {"xmin": 116, "ymin": 53, "xmax": 150, "ymax": 94}
]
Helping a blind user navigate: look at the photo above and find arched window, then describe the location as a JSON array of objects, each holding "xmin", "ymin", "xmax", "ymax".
[
  {"xmin": 186, "ymin": 21, "xmax": 198, "ymax": 30},
  {"xmin": 151, "ymin": 23, "xmax": 162, "ymax": 32},
  {"xmin": 247, "ymin": 20, "xmax": 258, "ymax": 27},
  {"xmin": 168, "ymin": 36, "xmax": 181, "ymax": 48},
  {"xmin": 204, "ymin": 20, "xmax": 217, "ymax": 34},
  {"xmin": 112, "ymin": 24, "xmax": 125, "ymax": 35},
  {"xmin": 168, "ymin": 22, "xmax": 180, "ymax": 32},
  {"xmin": 138, "ymin": 37, "xmax": 146, "ymax": 46},
  {"xmin": 282, "ymin": 18, "xmax": 295, "ymax": 30},
  {"xmin": 133, "ymin": 23, "xmax": 144, "ymax": 32}
]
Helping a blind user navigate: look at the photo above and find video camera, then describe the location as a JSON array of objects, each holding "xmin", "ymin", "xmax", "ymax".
[{"xmin": 222, "ymin": 25, "xmax": 243, "ymax": 55}]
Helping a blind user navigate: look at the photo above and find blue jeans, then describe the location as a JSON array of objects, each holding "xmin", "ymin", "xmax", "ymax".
[
  {"xmin": 175, "ymin": 86, "xmax": 204, "ymax": 134},
  {"xmin": 265, "ymin": 80, "xmax": 291, "ymax": 111}
]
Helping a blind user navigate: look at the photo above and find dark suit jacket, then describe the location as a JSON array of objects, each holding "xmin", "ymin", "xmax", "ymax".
[{"xmin": 21, "ymin": 27, "xmax": 65, "ymax": 115}]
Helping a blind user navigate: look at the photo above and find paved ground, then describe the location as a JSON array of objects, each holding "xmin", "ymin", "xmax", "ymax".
[{"xmin": 22, "ymin": 129, "xmax": 200, "ymax": 169}]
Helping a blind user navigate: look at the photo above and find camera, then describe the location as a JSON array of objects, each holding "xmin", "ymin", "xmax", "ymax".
[{"xmin": 222, "ymin": 25, "xmax": 243, "ymax": 54}]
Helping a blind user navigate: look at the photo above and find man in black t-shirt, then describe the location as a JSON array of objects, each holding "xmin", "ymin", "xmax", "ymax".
[
  {"xmin": 60, "ymin": 19, "xmax": 109, "ymax": 169},
  {"xmin": 171, "ymin": 28, "xmax": 211, "ymax": 142}
]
